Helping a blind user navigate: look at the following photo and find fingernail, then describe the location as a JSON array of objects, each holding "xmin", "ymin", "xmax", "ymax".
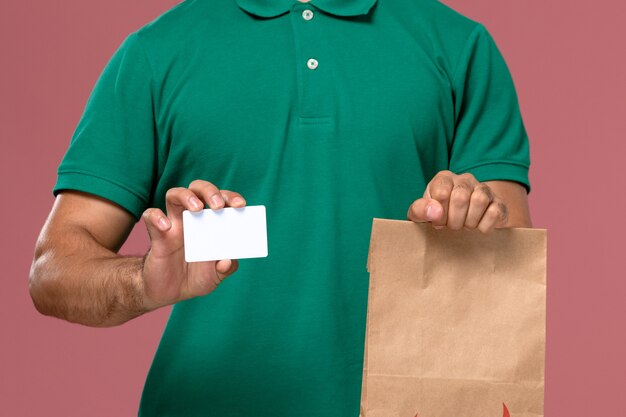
[
  {"xmin": 426, "ymin": 204, "xmax": 442, "ymax": 220},
  {"xmin": 190, "ymin": 197, "xmax": 202, "ymax": 209},
  {"xmin": 211, "ymin": 195, "xmax": 223, "ymax": 207},
  {"xmin": 158, "ymin": 217, "xmax": 170, "ymax": 230},
  {"xmin": 232, "ymin": 197, "xmax": 245, "ymax": 205}
]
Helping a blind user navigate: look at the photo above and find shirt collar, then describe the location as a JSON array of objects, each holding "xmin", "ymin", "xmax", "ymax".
[{"xmin": 236, "ymin": 0, "xmax": 378, "ymax": 18}]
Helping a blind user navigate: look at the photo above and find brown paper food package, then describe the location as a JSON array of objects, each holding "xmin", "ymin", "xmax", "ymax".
[{"xmin": 360, "ymin": 219, "xmax": 547, "ymax": 417}]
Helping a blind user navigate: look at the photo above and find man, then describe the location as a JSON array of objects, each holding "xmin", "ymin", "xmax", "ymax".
[{"xmin": 29, "ymin": 0, "xmax": 532, "ymax": 415}]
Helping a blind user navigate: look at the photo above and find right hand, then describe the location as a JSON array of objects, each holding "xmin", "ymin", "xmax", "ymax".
[{"xmin": 140, "ymin": 180, "xmax": 246, "ymax": 310}]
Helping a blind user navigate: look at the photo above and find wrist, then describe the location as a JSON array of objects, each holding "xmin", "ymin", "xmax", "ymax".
[
  {"xmin": 90, "ymin": 255, "xmax": 149, "ymax": 327},
  {"xmin": 138, "ymin": 251, "xmax": 175, "ymax": 312}
]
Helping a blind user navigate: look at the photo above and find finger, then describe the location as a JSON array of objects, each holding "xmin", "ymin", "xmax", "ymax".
[
  {"xmin": 446, "ymin": 182, "xmax": 474, "ymax": 230},
  {"xmin": 165, "ymin": 187, "xmax": 204, "ymax": 223},
  {"xmin": 220, "ymin": 190, "xmax": 246, "ymax": 208},
  {"xmin": 477, "ymin": 200, "xmax": 509, "ymax": 233},
  {"xmin": 407, "ymin": 198, "xmax": 444, "ymax": 223},
  {"xmin": 214, "ymin": 259, "xmax": 239, "ymax": 282},
  {"xmin": 188, "ymin": 179, "xmax": 224, "ymax": 210},
  {"xmin": 426, "ymin": 172, "xmax": 454, "ymax": 226},
  {"xmin": 142, "ymin": 208, "xmax": 171, "ymax": 243},
  {"xmin": 465, "ymin": 184, "xmax": 494, "ymax": 229}
]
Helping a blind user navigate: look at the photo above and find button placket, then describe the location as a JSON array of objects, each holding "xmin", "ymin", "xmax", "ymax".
[
  {"xmin": 290, "ymin": 3, "xmax": 332, "ymax": 119},
  {"xmin": 302, "ymin": 8, "xmax": 317, "ymax": 71}
]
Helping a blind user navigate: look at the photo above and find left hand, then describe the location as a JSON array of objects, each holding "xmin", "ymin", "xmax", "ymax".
[{"xmin": 407, "ymin": 170, "xmax": 509, "ymax": 233}]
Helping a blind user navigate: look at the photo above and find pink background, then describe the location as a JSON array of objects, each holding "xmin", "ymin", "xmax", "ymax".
[{"xmin": 1, "ymin": 1, "xmax": 624, "ymax": 415}]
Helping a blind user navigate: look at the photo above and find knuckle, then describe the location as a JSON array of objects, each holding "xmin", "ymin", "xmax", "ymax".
[
  {"xmin": 478, "ymin": 183, "xmax": 492, "ymax": 192},
  {"xmin": 497, "ymin": 202, "xmax": 509, "ymax": 223},
  {"xmin": 431, "ymin": 171, "xmax": 453, "ymax": 186},
  {"xmin": 472, "ymin": 193, "xmax": 489, "ymax": 206},
  {"xmin": 475, "ymin": 184, "xmax": 494, "ymax": 201},
  {"xmin": 205, "ymin": 184, "xmax": 221, "ymax": 195},
  {"xmin": 431, "ymin": 188, "xmax": 448, "ymax": 201},
  {"xmin": 453, "ymin": 182, "xmax": 473, "ymax": 194},
  {"xmin": 486, "ymin": 202, "xmax": 508, "ymax": 223},
  {"xmin": 472, "ymin": 190, "xmax": 492, "ymax": 206},
  {"xmin": 432, "ymin": 170, "xmax": 448, "ymax": 181},
  {"xmin": 165, "ymin": 187, "xmax": 183, "ymax": 200},
  {"xmin": 436, "ymin": 174, "xmax": 454, "ymax": 185},
  {"xmin": 450, "ymin": 186, "xmax": 471, "ymax": 207},
  {"xmin": 460, "ymin": 172, "xmax": 477, "ymax": 183},
  {"xmin": 188, "ymin": 179, "xmax": 206, "ymax": 189},
  {"xmin": 486, "ymin": 204, "xmax": 500, "ymax": 219},
  {"xmin": 189, "ymin": 180, "xmax": 219, "ymax": 195},
  {"xmin": 187, "ymin": 180, "xmax": 221, "ymax": 201}
]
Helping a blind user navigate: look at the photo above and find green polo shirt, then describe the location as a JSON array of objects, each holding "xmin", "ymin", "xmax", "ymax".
[{"xmin": 54, "ymin": 0, "xmax": 531, "ymax": 415}]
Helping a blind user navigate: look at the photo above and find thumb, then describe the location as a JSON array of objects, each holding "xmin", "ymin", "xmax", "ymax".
[
  {"xmin": 142, "ymin": 208, "xmax": 171, "ymax": 243},
  {"xmin": 407, "ymin": 198, "xmax": 444, "ymax": 223},
  {"xmin": 214, "ymin": 259, "xmax": 239, "ymax": 283}
]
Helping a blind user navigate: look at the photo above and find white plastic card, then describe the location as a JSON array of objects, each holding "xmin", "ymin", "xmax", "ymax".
[{"xmin": 182, "ymin": 205, "xmax": 268, "ymax": 262}]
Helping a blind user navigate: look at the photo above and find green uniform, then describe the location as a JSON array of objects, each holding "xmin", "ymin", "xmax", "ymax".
[{"xmin": 54, "ymin": 0, "xmax": 531, "ymax": 415}]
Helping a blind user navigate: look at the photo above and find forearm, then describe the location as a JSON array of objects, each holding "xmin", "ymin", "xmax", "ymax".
[{"xmin": 29, "ymin": 227, "xmax": 148, "ymax": 327}]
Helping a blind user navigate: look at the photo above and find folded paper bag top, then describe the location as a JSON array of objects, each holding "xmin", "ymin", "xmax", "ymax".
[{"xmin": 360, "ymin": 219, "xmax": 547, "ymax": 417}]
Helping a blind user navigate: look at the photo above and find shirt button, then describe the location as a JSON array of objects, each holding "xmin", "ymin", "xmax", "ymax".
[
  {"xmin": 302, "ymin": 9, "xmax": 314, "ymax": 20},
  {"xmin": 307, "ymin": 58, "xmax": 318, "ymax": 70}
]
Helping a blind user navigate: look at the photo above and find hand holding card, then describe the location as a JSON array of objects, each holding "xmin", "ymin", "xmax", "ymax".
[
  {"xmin": 140, "ymin": 180, "xmax": 254, "ymax": 310},
  {"xmin": 182, "ymin": 205, "xmax": 268, "ymax": 262}
]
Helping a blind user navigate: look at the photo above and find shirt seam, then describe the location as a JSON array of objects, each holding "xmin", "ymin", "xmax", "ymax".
[
  {"xmin": 57, "ymin": 169, "xmax": 148, "ymax": 204},
  {"xmin": 449, "ymin": 23, "xmax": 484, "ymax": 88},
  {"xmin": 132, "ymin": 31, "xmax": 160, "ymax": 138},
  {"xmin": 454, "ymin": 160, "xmax": 529, "ymax": 173},
  {"xmin": 132, "ymin": 32, "xmax": 157, "ymax": 97},
  {"xmin": 126, "ymin": 31, "xmax": 161, "ymax": 202}
]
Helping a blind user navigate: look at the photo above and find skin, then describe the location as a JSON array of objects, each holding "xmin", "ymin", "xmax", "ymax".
[
  {"xmin": 407, "ymin": 171, "xmax": 532, "ymax": 231},
  {"xmin": 29, "ymin": 172, "xmax": 531, "ymax": 327},
  {"xmin": 29, "ymin": 181, "xmax": 245, "ymax": 327}
]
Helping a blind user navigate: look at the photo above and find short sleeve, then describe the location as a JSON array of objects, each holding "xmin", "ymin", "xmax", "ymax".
[
  {"xmin": 449, "ymin": 24, "xmax": 531, "ymax": 192},
  {"xmin": 54, "ymin": 32, "xmax": 156, "ymax": 220}
]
